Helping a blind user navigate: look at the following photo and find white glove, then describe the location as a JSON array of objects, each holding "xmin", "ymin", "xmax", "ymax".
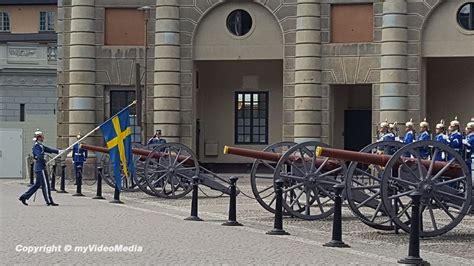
[{"xmin": 462, "ymin": 139, "xmax": 468, "ymax": 145}]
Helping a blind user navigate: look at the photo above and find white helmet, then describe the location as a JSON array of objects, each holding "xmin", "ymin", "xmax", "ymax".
[
  {"xmin": 419, "ymin": 118, "xmax": 429, "ymax": 128},
  {"xmin": 466, "ymin": 118, "xmax": 474, "ymax": 131},
  {"xmin": 450, "ymin": 116, "xmax": 460, "ymax": 127},
  {"xmin": 380, "ymin": 119, "xmax": 389, "ymax": 128},
  {"xmin": 435, "ymin": 119, "xmax": 445, "ymax": 130},
  {"xmin": 405, "ymin": 118, "xmax": 414, "ymax": 128}
]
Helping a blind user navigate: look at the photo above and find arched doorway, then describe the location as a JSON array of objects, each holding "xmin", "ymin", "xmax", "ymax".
[{"xmin": 192, "ymin": 2, "xmax": 284, "ymax": 166}]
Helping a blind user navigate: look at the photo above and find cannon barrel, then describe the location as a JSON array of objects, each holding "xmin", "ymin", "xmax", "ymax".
[
  {"xmin": 223, "ymin": 145, "xmax": 341, "ymax": 170},
  {"xmin": 315, "ymin": 146, "xmax": 463, "ymax": 177},
  {"xmin": 81, "ymin": 144, "xmax": 195, "ymax": 166}
]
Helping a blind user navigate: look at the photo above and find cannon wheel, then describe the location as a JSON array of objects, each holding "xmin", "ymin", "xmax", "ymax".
[
  {"xmin": 132, "ymin": 143, "xmax": 161, "ymax": 197},
  {"xmin": 100, "ymin": 144, "xmax": 141, "ymax": 192},
  {"xmin": 381, "ymin": 140, "xmax": 472, "ymax": 237},
  {"xmin": 345, "ymin": 141, "xmax": 404, "ymax": 231},
  {"xmin": 144, "ymin": 143, "xmax": 197, "ymax": 199},
  {"xmin": 274, "ymin": 141, "xmax": 347, "ymax": 220},
  {"xmin": 250, "ymin": 141, "xmax": 297, "ymax": 214}
]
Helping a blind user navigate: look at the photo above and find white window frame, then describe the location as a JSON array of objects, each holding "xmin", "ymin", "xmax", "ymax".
[
  {"xmin": 39, "ymin": 11, "xmax": 55, "ymax": 31},
  {"xmin": 0, "ymin": 12, "xmax": 10, "ymax": 32}
]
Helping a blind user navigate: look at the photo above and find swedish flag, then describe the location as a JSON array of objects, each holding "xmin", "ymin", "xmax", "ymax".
[{"xmin": 100, "ymin": 106, "xmax": 134, "ymax": 191}]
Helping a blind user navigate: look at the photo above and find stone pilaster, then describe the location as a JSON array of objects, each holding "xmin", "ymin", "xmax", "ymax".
[
  {"xmin": 68, "ymin": 0, "xmax": 96, "ymax": 144},
  {"xmin": 153, "ymin": 0, "xmax": 180, "ymax": 142},
  {"xmin": 379, "ymin": 0, "xmax": 408, "ymax": 123},
  {"xmin": 294, "ymin": 0, "xmax": 322, "ymax": 142}
]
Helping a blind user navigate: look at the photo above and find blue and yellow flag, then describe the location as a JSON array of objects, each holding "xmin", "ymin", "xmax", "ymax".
[{"xmin": 100, "ymin": 106, "xmax": 134, "ymax": 191}]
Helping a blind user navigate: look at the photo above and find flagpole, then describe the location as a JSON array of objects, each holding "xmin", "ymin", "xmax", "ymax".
[{"xmin": 47, "ymin": 100, "xmax": 137, "ymax": 165}]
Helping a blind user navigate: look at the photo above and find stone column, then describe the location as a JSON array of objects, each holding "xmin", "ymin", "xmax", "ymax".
[
  {"xmin": 379, "ymin": 0, "xmax": 408, "ymax": 124},
  {"xmin": 153, "ymin": 0, "xmax": 180, "ymax": 142},
  {"xmin": 293, "ymin": 0, "xmax": 322, "ymax": 143},
  {"xmin": 68, "ymin": 0, "xmax": 96, "ymax": 143}
]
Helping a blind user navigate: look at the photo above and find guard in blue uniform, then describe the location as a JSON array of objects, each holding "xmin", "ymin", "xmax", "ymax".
[
  {"xmin": 390, "ymin": 121, "xmax": 400, "ymax": 141},
  {"xmin": 72, "ymin": 133, "xmax": 88, "ymax": 180},
  {"xmin": 403, "ymin": 119, "xmax": 415, "ymax": 145},
  {"xmin": 448, "ymin": 117, "xmax": 463, "ymax": 160},
  {"xmin": 463, "ymin": 118, "xmax": 474, "ymax": 174},
  {"xmin": 434, "ymin": 120, "xmax": 449, "ymax": 161},
  {"xmin": 417, "ymin": 119, "xmax": 431, "ymax": 159},
  {"xmin": 19, "ymin": 130, "xmax": 63, "ymax": 206},
  {"xmin": 147, "ymin": 129, "xmax": 167, "ymax": 146},
  {"xmin": 377, "ymin": 120, "xmax": 395, "ymax": 154}
]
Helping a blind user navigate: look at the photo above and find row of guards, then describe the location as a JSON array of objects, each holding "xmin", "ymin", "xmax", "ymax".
[
  {"xmin": 19, "ymin": 101, "xmax": 137, "ymax": 206},
  {"xmin": 377, "ymin": 117, "xmax": 474, "ymax": 170}
]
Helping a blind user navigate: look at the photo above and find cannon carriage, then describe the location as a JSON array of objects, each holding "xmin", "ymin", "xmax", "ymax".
[{"xmin": 225, "ymin": 140, "xmax": 472, "ymax": 237}]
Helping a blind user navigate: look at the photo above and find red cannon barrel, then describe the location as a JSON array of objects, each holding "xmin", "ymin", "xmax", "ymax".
[
  {"xmin": 315, "ymin": 146, "xmax": 463, "ymax": 178},
  {"xmin": 80, "ymin": 144, "xmax": 195, "ymax": 166},
  {"xmin": 223, "ymin": 145, "xmax": 341, "ymax": 170}
]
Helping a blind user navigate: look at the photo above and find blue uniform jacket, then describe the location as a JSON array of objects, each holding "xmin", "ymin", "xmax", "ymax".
[
  {"xmin": 72, "ymin": 143, "xmax": 88, "ymax": 164},
  {"xmin": 417, "ymin": 131, "xmax": 431, "ymax": 158},
  {"xmin": 434, "ymin": 133, "xmax": 449, "ymax": 161},
  {"xmin": 147, "ymin": 137, "xmax": 167, "ymax": 145},
  {"xmin": 464, "ymin": 133, "xmax": 474, "ymax": 165},
  {"xmin": 377, "ymin": 132, "xmax": 395, "ymax": 154},
  {"xmin": 403, "ymin": 131, "xmax": 415, "ymax": 145},
  {"xmin": 448, "ymin": 131, "xmax": 463, "ymax": 154},
  {"xmin": 33, "ymin": 142, "xmax": 58, "ymax": 172}
]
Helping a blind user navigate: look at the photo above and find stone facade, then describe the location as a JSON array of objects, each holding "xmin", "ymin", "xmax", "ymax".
[{"xmin": 57, "ymin": 0, "xmax": 472, "ymax": 161}]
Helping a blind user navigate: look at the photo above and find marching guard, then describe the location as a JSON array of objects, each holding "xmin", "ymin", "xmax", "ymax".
[
  {"xmin": 19, "ymin": 130, "xmax": 63, "ymax": 206},
  {"xmin": 377, "ymin": 120, "xmax": 395, "ymax": 154},
  {"xmin": 448, "ymin": 117, "xmax": 464, "ymax": 160},
  {"xmin": 403, "ymin": 119, "xmax": 415, "ymax": 145},
  {"xmin": 463, "ymin": 118, "xmax": 474, "ymax": 175},
  {"xmin": 417, "ymin": 118, "xmax": 431, "ymax": 159},
  {"xmin": 434, "ymin": 120, "xmax": 449, "ymax": 161},
  {"xmin": 72, "ymin": 133, "xmax": 88, "ymax": 182}
]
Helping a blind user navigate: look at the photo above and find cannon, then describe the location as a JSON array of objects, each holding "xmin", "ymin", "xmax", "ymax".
[
  {"xmin": 82, "ymin": 143, "xmax": 235, "ymax": 199},
  {"xmin": 319, "ymin": 140, "xmax": 472, "ymax": 237},
  {"xmin": 225, "ymin": 140, "xmax": 472, "ymax": 237},
  {"xmin": 225, "ymin": 141, "xmax": 347, "ymax": 220}
]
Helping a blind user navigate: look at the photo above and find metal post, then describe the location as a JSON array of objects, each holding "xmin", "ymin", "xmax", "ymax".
[
  {"xmin": 93, "ymin": 167, "xmax": 105, "ymax": 200},
  {"xmin": 266, "ymin": 179, "xmax": 289, "ymax": 235},
  {"xmin": 72, "ymin": 167, "xmax": 85, "ymax": 196},
  {"xmin": 324, "ymin": 184, "xmax": 350, "ymax": 248},
  {"xmin": 398, "ymin": 191, "xmax": 429, "ymax": 265},
  {"xmin": 222, "ymin": 176, "xmax": 243, "ymax": 226},
  {"xmin": 29, "ymin": 160, "xmax": 34, "ymax": 186},
  {"xmin": 50, "ymin": 164, "xmax": 57, "ymax": 191},
  {"xmin": 185, "ymin": 176, "xmax": 203, "ymax": 221},
  {"xmin": 57, "ymin": 164, "xmax": 68, "ymax": 193}
]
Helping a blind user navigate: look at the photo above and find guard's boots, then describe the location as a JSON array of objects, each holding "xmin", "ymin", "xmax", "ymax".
[
  {"xmin": 47, "ymin": 202, "xmax": 59, "ymax": 206},
  {"xmin": 19, "ymin": 197, "xmax": 28, "ymax": 206}
]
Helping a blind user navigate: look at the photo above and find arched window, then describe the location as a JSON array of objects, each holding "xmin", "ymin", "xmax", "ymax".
[
  {"xmin": 0, "ymin": 12, "xmax": 10, "ymax": 32},
  {"xmin": 458, "ymin": 3, "xmax": 474, "ymax": 30}
]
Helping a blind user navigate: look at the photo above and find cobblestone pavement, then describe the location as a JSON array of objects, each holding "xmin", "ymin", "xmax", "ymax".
[{"xmin": 1, "ymin": 178, "xmax": 473, "ymax": 265}]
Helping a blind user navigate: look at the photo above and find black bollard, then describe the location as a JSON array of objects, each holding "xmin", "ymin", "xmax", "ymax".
[
  {"xmin": 323, "ymin": 184, "xmax": 350, "ymax": 248},
  {"xmin": 29, "ymin": 160, "xmax": 34, "ymax": 186},
  {"xmin": 57, "ymin": 164, "xmax": 68, "ymax": 193},
  {"xmin": 93, "ymin": 167, "xmax": 105, "ymax": 200},
  {"xmin": 222, "ymin": 176, "xmax": 243, "ymax": 226},
  {"xmin": 266, "ymin": 179, "xmax": 289, "ymax": 235},
  {"xmin": 185, "ymin": 176, "xmax": 203, "ymax": 221},
  {"xmin": 50, "ymin": 165, "xmax": 57, "ymax": 191},
  {"xmin": 72, "ymin": 167, "xmax": 85, "ymax": 196},
  {"xmin": 398, "ymin": 191, "xmax": 429, "ymax": 265}
]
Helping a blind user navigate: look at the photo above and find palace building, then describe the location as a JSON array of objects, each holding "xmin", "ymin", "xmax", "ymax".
[{"xmin": 57, "ymin": 0, "xmax": 474, "ymax": 166}]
